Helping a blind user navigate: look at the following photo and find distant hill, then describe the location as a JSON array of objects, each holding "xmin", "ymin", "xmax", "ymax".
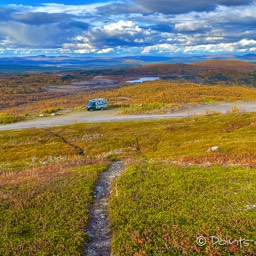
[
  {"xmin": 0, "ymin": 55, "xmax": 255, "ymax": 85},
  {"xmin": 0, "ymin": 54, "xmax": 256, "ymax": 73},
  {"xmin": 114, "ymin": 61, "xmax": 256, "ymax": 86},
  {"xmin": 193, "ymin": 60, "xmax": 256, "ymax": 72}
]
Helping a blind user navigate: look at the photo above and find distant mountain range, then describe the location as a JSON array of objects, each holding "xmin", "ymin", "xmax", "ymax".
[{"xmin": 0, "ymin": 54, "xmax": 255, "ymax": 73}]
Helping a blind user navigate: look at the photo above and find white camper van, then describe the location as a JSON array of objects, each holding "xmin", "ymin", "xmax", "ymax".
[{"xmin": 86, "ymin": 98, "xmax": 108, "ymax": 111}]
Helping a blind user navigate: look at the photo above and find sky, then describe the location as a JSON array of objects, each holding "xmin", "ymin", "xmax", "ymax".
[{"xmin": 0, "ymin": 0, "xmax": 256, "ymax": 57}]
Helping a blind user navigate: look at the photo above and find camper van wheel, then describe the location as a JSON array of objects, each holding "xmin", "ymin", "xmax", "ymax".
[
  {"xmin": 89, "ymin": 108, "xmax": 93, "ymax": 112},
  {"xmin": 101, "ymin": 108, "xmax": 104, "ymax": 110}
]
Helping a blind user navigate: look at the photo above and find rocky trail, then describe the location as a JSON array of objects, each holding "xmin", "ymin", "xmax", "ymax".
[{"xmin": 84, "ymin": 161, "xmax": 124, "ymax": 256}]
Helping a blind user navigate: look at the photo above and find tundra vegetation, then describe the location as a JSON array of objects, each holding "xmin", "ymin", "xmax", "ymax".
[
  {"xmin": 1, "ymin": 61, "xmax": 256, "ymax": 118},
  {"xmin": 1, "ymin": 112, "xmax": 256, "ymax": 255},
  {"xmin": 2, "ymin": 80, "xmax": 256, "ymax": 117},
  {"xmin": 1, "ymin": 61, "xmax": 256, "ymax": 255}
]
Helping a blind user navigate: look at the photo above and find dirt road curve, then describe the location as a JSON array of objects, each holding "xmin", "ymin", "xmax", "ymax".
[{"xmin": 1, "ymin": 101, "xmax": 256, "ymax": 131}]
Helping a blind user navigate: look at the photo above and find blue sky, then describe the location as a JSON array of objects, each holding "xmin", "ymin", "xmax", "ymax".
[{"xmin": 0, "ymin": 0, "xmax": 256, "ymax": 57}]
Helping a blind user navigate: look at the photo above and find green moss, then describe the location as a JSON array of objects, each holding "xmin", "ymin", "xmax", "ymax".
[
  {"xmin": 110, "ymin": 163, "xmax": 256, "ymax": 255},
  {"xmin": 0, "ymin": 164, "xmax": 108, "ymax": 256}
]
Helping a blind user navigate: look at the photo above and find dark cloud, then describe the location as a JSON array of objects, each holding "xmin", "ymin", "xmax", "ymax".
[
  {"xmin": 67, "ymin": 21, "xmax": 90, "ymax": 30},
  {"xmin": 67, "ymin": 21, "xmax": 167, "ymax": 51},
  {"xmin": 215, "ymin": 0, "xmax": 253, "ymax": 6},
  {"xmin": 12, "ymin": 12, "xmax": 71, "ymax": 25},
  {"xmin": 85, "ymin": 24, "xmax": 153, "ymax": 48},
  {"xmin": 97, "ymin": 2, "xmax": 145, "ymax": 15},
  {"xmin": 0, "ymin": 8, "xmax": 16, "ymax": 21},
  {"xmin": 0, "ymin": 7, "xmax": 90, "ymax": 49},
  {"xmin": 0, "ymin": 13, "xmax": 89, "ymax": 48},
  {"xmin": 0, "ymin": 21, "xmax": 76, "ymax": 48},
  {"xmin": 132, "ymin": 0, "xmax": 253, "ymax": 14},
  {"xmin": 59, "ymin": 21, "xmax": 90, "ymax": 30},
  {"xmin": 146, "ymin": 24, "xmax": 173, "ymax": 33}
]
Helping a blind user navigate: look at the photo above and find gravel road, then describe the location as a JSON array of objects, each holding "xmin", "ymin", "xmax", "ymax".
[{"xmin": 1, "ymin": 101, "xmax": 256, "ymax": 131}]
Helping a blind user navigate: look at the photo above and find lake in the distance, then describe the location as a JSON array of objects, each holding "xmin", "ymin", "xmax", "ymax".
[{"xmin": 127, "ymin": 77, "xmax": 160, "ymax": 83}]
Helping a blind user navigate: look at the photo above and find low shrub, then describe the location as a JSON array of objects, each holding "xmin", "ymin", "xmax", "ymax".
[
  {"xmin": 40, "ymin": 108, "xmax": 60, "ymax": 114},
  {"xmin": 120, "ymin": 103, "xmax": 165, "ymax": 114},
  {"xmin": 0, "ymin": 114, "xmax": 25, "ymax": 124}
]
